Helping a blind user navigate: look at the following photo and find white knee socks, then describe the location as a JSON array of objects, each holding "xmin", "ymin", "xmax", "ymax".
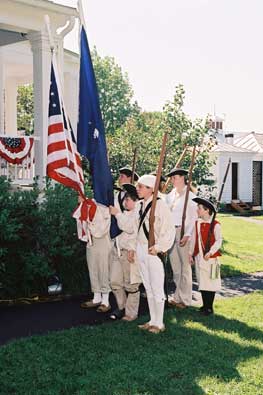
[
  {"xmin": 147, "ymin": 297, "xmax": 156, "ymax": 326},
  {"xmin": 155, "ymin": 300, "xmax": 165, "ymax": 329},
  {"xmin": 93, "ymin": 292, "xmax": 102, "ymax": 304},
  {"xmin": 101, "ymin": 292, "xmax": 110, "ymax": 307}
]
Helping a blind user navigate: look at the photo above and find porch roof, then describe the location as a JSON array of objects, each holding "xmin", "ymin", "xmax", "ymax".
[
  {"xmin": 235, "ymin": 132, "xmax": 263, "ymax": 153},
  {"xmin": 212, "ymin": 142, "xmax": 255, "ymax": 153}
]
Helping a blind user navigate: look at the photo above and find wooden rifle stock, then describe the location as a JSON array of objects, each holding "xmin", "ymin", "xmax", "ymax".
[
  {"xmin": 162, "ymin": 146, "xmax": 188, "ymax": 193},
  {"xmin": 217, "ymin": 158, "xmax": 232, "ymax": 206},
  {"xmin": 204, "ymin": 158, "xmax": 231, "ymax": 254},
  {"xmin": 180, "ymin": 146, "xmax": 196, "ymax": 239},
  {"xmin": 131, "ymin": 147, "xmax": 137, "ymax": 185},
  {"xmin": 148, "ymin": 132, "xmax": 168, "ymax": 249}
]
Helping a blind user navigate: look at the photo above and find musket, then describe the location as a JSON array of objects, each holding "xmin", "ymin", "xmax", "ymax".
[
  {"xmin": 148, "ymin": 132, "xmax": 168, "ymax": 249},
  {"xmin": 131, "ymin": 147, "xmax": 137, "ymax": 185},
  {"xmin": 204, "ymin": 157, "xmax": 231, "ymax": 254},
  {"xmin": 216, "ymin": 157, "xmax": 232, "ymax": 208},
  {"xmin": 161, "ymin": 145, "xmax": 188, "ymax": 193},
  {"xmin": 180, "ymin": 146, "xmax": 196, "ymax": 240}
]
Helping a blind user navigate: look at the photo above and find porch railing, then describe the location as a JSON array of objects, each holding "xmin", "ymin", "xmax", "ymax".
[{"xmin": 0, "ymin": 135, "xmax": 39, "ymax": 185}]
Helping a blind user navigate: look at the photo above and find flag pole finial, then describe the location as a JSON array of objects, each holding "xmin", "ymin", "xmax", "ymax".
[{"xmin": 44, "ymin": 15, "xmax": 55, "ymax": 54}]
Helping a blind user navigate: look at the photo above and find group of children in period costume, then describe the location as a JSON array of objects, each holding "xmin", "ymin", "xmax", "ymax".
[{"xmin": 80, "ymin": 165, "xmax": 223, "ymax": 333}]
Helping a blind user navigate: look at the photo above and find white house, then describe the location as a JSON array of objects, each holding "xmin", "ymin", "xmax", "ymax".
[
  {"xmin": 0, "ymin": 0, "xmax": 79, "ymax": 185},
  {"xmin": 211, "ymin": 117, "xmax": 263, "ymax": 211}
]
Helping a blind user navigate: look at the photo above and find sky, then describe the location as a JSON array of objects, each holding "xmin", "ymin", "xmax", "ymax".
[{"xmin": 54, "ymin": 0, "xmax": 263, "ymax": 132}]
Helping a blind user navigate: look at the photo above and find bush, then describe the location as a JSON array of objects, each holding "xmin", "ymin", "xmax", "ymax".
[{"xmin": 0, "ymin": 177, "xmax": 89, "ymax": 299}]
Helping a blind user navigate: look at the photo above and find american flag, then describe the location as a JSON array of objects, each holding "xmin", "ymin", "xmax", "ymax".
[
  {"xmin": 47, "ymin": 62, "xmax": 84, "ymax": 197},
  {"xmin": 47, "ymin": 61, "xmax": 97, "ymax": 242}
]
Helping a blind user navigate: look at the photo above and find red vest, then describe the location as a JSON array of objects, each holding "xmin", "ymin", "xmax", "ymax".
[{"xmin": 193, "ymin": 220, "xmax": 221, "ymax": 258}]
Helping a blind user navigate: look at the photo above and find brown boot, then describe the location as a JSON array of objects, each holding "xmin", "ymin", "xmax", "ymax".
[
  {"xmin": 138, "ymin": 322, "xmax": 151, "ymax": 330},
  {"xmin": 148, "ymin": 325, "xmax": 166, "ymax": 334},
  {"xmin": 81, "ymin": 300, "xmax": 101, "ymax": 309},
  {"xmin": 122, "ymin": 315, "xmax": 137, "ymax": 322},
  {"xmin": 176, "ymin": 302, "xmax": 187, "ymax": 309},
  {"xmin": 96, "ymin": 304, "xmax": 111, "ymax": 313},
  {"xmin": 168, "ymin": 299, "xmax": 179, "ymax": 307}
]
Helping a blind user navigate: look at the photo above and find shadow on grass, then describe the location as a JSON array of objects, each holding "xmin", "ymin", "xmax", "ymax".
[
  {"xmin": 220, "ymin": 263, "xmax": 244, "ymax": 277},
  {"xmin": 0, "ymin": 306, "xmax": 262, "ymax": 395}
]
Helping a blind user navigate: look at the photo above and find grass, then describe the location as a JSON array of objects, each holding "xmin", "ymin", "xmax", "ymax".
[
  {"xmin": 217, "ymin": 215, "xmax": 263, "ymax": 277},
  {"xmin": 1, "ymin": 292, "xmax": 263, "ymax": 395}
]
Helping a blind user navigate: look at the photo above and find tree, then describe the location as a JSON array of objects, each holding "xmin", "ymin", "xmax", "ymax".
[
  {"xmin": 107, "ymin": 110, "xmax": 164, "ymax": 179},
  {"xmin": 16, "ymin": 50, "xmax": 136, "ymax": 136},
  {"xmin": 92, "ymin": 48, "xmax": 137, "ymax": 134},
  {"xmin": 108, "ymin": 85, "xmax": 216, "ymax": 192},
  {"xmin": 17, "ymin": 84, "xmax": 34, "ymax": 135},
  {"xmin": 162, "ymin": 85, "xmax": 216, "ymax": 189}
]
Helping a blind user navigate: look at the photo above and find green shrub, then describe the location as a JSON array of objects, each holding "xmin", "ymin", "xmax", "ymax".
[{"xmin": 0, "ymin": 177, "xmax": 89, "ymax": 299}]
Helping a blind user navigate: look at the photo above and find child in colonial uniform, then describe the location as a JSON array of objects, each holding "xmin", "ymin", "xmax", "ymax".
[
  {"xmin": 80, "ymin": 202, "xmax": 112, "ymax": 313},
  {"xmin": 165, "ymin": 168, "xmax": 197, "ymax": 309},
  {"xmin": 115, "ymin": 166, "xmax": 139, "ymax": 212},
  {"xmin": 109, "ymin": 184, "xmax": 141, "ymax": 321},
  {"xmin": 132, "ymin": 174, "xmax": 175, "ymax": 334},
  {"xmin": 189, "ymin": 197, "xmax": 222, "ymax": 315}
]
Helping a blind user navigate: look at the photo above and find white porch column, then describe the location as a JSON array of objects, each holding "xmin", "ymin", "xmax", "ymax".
[
  {"xmin": 28, "ymin": 31, "xmax": 51, "ymax": 186},
  {"xmin": 0, "ymin": 49, "xmax": 5, "ymax": 133},
  {"xmin": 5, "ymin": 78, "xmax": 18, "ymax": 135},
  {"xmin": 64, "ymin": 71, "xmax": 78, "ymax": 134},
  {"xmin": 57, "ymin": 37, "xmax": 64, "ymax": 91}
]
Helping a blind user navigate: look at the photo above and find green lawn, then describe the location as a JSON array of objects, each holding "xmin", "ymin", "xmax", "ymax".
[
  {"xmin": 1, "ymin": 292, "xmax": 263, "ymax": 395},
  {"xmin": 218, "ymin": 215, "xmax": 263, "ymax": 277}
]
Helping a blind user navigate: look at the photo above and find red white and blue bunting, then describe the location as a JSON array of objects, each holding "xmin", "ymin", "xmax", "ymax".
[{"xmin": 0, "ymin": 137, "xmax": 34, "ymax": 164}]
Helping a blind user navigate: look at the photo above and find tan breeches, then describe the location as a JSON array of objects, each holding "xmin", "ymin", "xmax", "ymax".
[
  {"xmin": 86, "ymin": 235, "xmax": 111, "ymax": 293},
  {"xmin": 110, "ymin": 247, "xmax": 140, "ymax": 318},
  {"xmin": 169, "ymin": 228, "xmax": 192, "ymax": 306}
]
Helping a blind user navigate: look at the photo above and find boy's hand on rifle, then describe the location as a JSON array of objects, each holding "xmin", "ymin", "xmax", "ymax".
[
  {"xmin": 128, "ymin": 250, "xmax": 135, "ymax": 263},
  {"xmin": 148, "ymin": 246, "xmax": 158, "ymax": 256},
  {"xmin": 189, "ymin": 254, "xmax": 194, "ymax": 265},
  {"xmin": 109, "ymin": 205, "xmax": 119, "ymax": 216},
  {"xmin": 180, "ymin": 235, "xmax": 189, "ymax": 247},
  {"xmin": 204, "ymin": 252, "xmax": 211, "ymax": 261}
]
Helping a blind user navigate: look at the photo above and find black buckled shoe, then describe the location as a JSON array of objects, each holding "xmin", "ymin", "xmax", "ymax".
[
  {"xmin": 109, "ymin": 308, "xmax": 125, "ymax": 320},
  {"xmin": 201, "ymin": 308, "xmax": 214, "ymax": 316}
]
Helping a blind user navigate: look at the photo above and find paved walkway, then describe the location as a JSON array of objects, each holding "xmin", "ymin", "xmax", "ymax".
[
  {"xmin": 1, "ymin": 272, "xmax": 263, "ymax": 346},
  {"xmin": 192, "ymin": 271, "xmax": 263, "ymax": 305}
]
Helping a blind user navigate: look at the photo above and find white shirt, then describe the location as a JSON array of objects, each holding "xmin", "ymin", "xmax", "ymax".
[
  {"xmin": 166, "ymin": 186, "xmax": 198, "ymax": 237},
  {"xmin": 114, "ymin": 190, "xmax": 126, "ymax": 212},
  {"xmin": 87, "ymin": 204, "xmax": 110, "ymax": 239},
  {"xmin": 115, "ymin": 210, "xmax": 136, "ymax": 250},
  {"xmin": 131, "ymin": 195, "xmax": 176, "ymax": 253}
]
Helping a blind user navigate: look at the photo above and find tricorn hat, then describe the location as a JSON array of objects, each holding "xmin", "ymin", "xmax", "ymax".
[
  {"xmin": 166, "ymin": 167, "xmax": 188, "ymax": 178},
  {"xmin": 150, "ymin": 171, "xmax": 166, "ymax": 183},
  {"xmin": 122, "ymin": 183, "xmax": 139, "ymax": 199},
  {"xmin": 192, "ymin": 197, "xmax": 216, "ymax": 213},
  {"xmin": 119, "ymin": 166, "xmax": 139, "ymax": 181}
]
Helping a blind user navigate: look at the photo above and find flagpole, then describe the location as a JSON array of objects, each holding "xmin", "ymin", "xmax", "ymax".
[
  {"xmin": 77, "ymin": 0, "xmax": 88, "ymax": 30},
  {"xmin": 44, "ymin": 15, "xmax": 70, "ymax": 165},
  {"xmin": 44, "ymin": 15, "xmax": 83, "ymax": 189}
]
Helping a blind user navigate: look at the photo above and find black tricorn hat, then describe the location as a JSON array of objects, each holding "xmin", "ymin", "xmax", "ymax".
[
  {"xmin": 119, "ymin": 166, "xmax": 139, "ymax": 181},
  {"xmin": 166, "ymin": 167, "xmax": 188, "ymax": 178},
  {"xmin": 192, "ymin": 197, "xmax": 216, "ymax": 213},
  {"xmin": 150, "ymin": 171, "xmax": 166, "ymax": 183},
  {"xmin": 122, "ymin": 183, "xmax": 139, "ymax": 199}
]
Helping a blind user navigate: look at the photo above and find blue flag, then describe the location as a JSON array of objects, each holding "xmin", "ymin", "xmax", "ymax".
[{"xmin": 77, "ymin": 26, "xmax": 120, "ymax": 238}]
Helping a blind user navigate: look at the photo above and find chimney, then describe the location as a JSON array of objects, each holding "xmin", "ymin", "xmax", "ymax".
[{"xmin": 225, "ymin": 133, "xmax": 234, "ymax": 145}]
